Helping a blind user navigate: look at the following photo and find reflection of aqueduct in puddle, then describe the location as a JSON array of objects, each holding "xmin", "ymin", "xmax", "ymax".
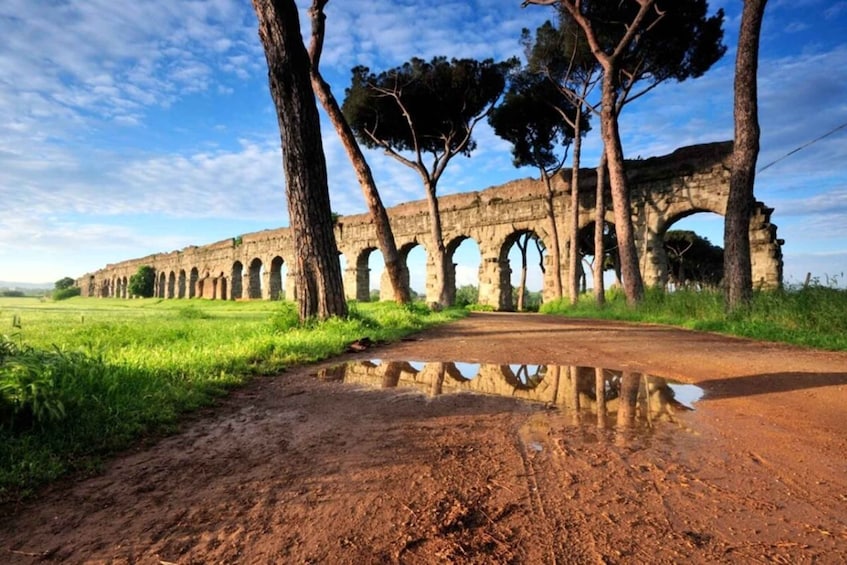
[
  {"xmin": 319, "ymin": 360, "xmax": 701, "ymax": 428},
  {"xmin": 78, "ymin": 142, "xmax": 782, "ymax": 309}
]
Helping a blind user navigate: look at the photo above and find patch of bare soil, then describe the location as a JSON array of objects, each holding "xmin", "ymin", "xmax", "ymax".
[{"xmin": 2, "ymin": 312, "xmax": 846, "ymax": 564}]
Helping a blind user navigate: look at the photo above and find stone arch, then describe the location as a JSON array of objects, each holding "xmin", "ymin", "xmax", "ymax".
[
  {"xmin": 445, "ymin": 236, "xmax": 481, "ymax": 306},
  {"xmin": 231, "ymin": 261, "xmax": 244, "ymax": 300},
  {"xmin": 121, "ymin": 276, "xmax": 129, "ymax": 298},
  {"xmin": 197, "ymin": 272, "xmax": 208, "ymax": 299},
  {"xmin": 189, "ymin": 267, "xmax": 199, "ymax": 298},
  {"xmin": 641, "ymin": 201, "xmax": 782, "ymax": 290},
  {"xmin": 269, "ymin": 256, "xmax": 284, "ymax": 300},
  {"xmin": 157, "ymin": 272, "xmax": 166, "ymax": 298},
  {"xmin": 502, "ymin": 364, "xmax": 546, "ymax": 390},
  {"xmin": 496, "ymin": 229, "xmax": 548, "ymax": 311},
  {"xmin": 445, "ymin": 362, "xmax": 481, "ymax": 382},
  {"xmin": 248, "ymin": 258, "xmax": 263, "ymax": 299},
  {"xmin": 647, "ymin": 207, "xmax": 721, "ymax": 289},
  {"xmin": 575, "ymin": 218, "xmax": 621, "ymax": 292},
  {"xmin": 398, "ymin": 241, "xmax": 426, "ymax": 302},
  {"xmin": 167, "ymin": 271, "xmax": 176, "ymax": 299},
  {"xmin": 88, "ymin": 275, "xmax": 96, "ymax": 297},
  {"xmin": 75, "ymin": 143, "xmax": 784, "ymax": 303},
  {"xmin": 217, "ymin": 272, "xmax": 228, "ymax": 300},
  {"xmin": 177, "ymin": 270, "xmax": 186, "ymax": 298},
  {"xmin": 352, "ymin": 247, "xmax": 378, "ymax": 301}
]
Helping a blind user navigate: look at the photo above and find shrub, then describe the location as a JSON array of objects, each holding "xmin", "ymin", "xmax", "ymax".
[{"xmin": 52, "ymin": 287, "xmax": 81, "ymax": 301}]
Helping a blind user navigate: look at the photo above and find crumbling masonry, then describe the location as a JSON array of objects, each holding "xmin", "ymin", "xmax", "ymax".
[{"xmin": 77, "ymin": 141, "xmax": 783, "ymax": 309}]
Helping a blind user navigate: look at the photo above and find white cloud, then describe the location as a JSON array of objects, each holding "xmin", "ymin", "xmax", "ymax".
[{"xmin": 1, "ymin": 0, "xmax": 845, "ymax": 285}]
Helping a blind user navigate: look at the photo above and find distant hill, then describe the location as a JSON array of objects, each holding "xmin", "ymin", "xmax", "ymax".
[{"xmin": 0, "ymin": 281, "xmax": 53, "ymax": 290}]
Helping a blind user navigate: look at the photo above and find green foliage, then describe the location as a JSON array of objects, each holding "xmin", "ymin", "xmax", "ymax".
[
  {"xmin": 269, "ymin": 302, "xmax": 300, "ymax": 333},
  {"xmin": 581, "ymin": 0, "xmax": 726, "ymax": 86},
  {"xmin": 343, "ymin": 56, "xmax": 517, "ymax": 157},
  {"xmin": 54, "ymin": 277, "xmax": 76, "ymax": 291},
  {"xmin": 0, "ymin": 338, "xmax": 67, "ymax": 431},
  {"xmin": 52, "ymin": 287, "xmax": 81, "ymax": 301},
  {"xmin": 0, "ymin": 298, "xmax": 465, "ymax": 501},
  {"xmin": 540, "ymin": 285, "xmax": 847, "ymax": 351},
  {"xmin": 1, "ymin": 290, "xmax": 25, "ymax": 298},
  {"xmin": 128, "ymin": 266, "xmax": 156, "ymax": 298},
  {"xmin": 663, "ymin": 230, "xmax": 723, "ymax": 287},
  {"xmin": 513, "ymin": 287, "xmax": 543, "ymax": 312},
  {"xmin": 176, "ymin": 305, "xmax": 211, "ymax": 319},
  {"xmin": 455, "ymin": 284, "xmax": 479, "ymax": 308},
  {"xmin": 489, "ymin": 71, "xmax": 581, "ymax": 171}
]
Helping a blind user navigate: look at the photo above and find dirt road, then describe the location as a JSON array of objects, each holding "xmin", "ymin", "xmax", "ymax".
[{"xmin": 2, "ymin": 312, "xmax": 846, "ymax": 563}]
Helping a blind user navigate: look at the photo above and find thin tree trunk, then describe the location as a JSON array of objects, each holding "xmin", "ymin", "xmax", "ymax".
[
  {"xmin": 595, "ymin": 367, "xmax": 606, "ymax": 429},
  {"xmin": 725, "ymin": 0, "xmax": 767, "ymax": 311},
  {"xmin": 517, "ymin": 234, "xmax": 529, "ymax": 311},
  {"xmin": 594, "ymin": 152, "xmax": 607, "ymax": 305},
  {"xmin": 600, "ymin": 72, "xmax": 644, "ymax": 305},
  {"xmin": 541, "ymin": 169, "xmax": 563, "ymax": 300},
  {"xmin": 252, "ymin": 0, "xmax": 347, "ymax": 321},
  {"xmin": 307, "ymin": 2, "xmax": 410, "ymax": 304},
  {"xmin": 569, "ymin": 106, "xmax": 583, "ymax": 305},
  {"xmin": 424, "ymin": 180, "xmax": 450, "ymax": 309}
]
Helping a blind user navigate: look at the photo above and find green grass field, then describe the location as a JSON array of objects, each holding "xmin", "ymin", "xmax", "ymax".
[
  {"xmin": 0, "ymin": 297, "xmax": 464, "ymax": 501},
  {"xmin": 3, "ymin": 284, "xmax": 845, "ymax": 502},
  {"xmin": 540, "ymin": 285, "xmax": 847, "ymax": 351}
]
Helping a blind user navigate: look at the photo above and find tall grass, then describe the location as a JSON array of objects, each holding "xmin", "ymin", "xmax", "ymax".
[
  {"xmin": 540, "ymin": 285, "xmax": 847, "ymax": 351},
  {"xmin": 0, "ymin": 297, "xmax": 464, "ymax": 501}
]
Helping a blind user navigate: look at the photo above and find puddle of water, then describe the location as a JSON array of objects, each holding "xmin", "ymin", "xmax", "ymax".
[{"xmin": 317, "ymin": 360, "xmax": 704, "ymax": 432}]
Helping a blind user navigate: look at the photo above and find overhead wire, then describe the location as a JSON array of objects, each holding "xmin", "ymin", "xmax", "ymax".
[{"xmin": 757, "ymin": 121, "xmax": 847, "ymax": 174}]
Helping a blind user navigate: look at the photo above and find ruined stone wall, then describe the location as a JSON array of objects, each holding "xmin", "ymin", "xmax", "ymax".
[{"xmin": 77, "ymin": 141, "xmax": 783, "ymax": 306}]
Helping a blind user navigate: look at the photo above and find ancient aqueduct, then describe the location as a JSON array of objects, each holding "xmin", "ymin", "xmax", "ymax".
[{"xmin": 78, "ymin": 141, "xmax": 783, "ymax": 309}]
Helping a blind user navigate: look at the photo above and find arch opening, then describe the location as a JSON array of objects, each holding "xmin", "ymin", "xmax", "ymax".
[
  {"xmin": 500, "ymin": 230, "xmax": 546, "ymax": 312},
  {"xmin": 231, "ymin": 261, "xmax": 244, "ymax": 300},
  {"xmin": 269, "ymin": 256, "xmax": 286, "ymax": 300},
  {"xmin": 248, "ymin": 258, "xmax": 263, "ymax": 299},
  {"xmin": 189, "ymin": 268, "xmax": 199, "ymax": 298},
  {"xmin": 446, "ymin": 237, "xmax": 481, "ymax": 307},
  {"xmin": 658, "ymin": 211, "xmax": 724, "ymax": 291},
  {"xmin": 400, "ymin": 243, "xmax": 426, "ymax": 302}
]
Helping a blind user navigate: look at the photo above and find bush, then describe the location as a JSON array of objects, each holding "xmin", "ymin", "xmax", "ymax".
[
  {"xmin": 270, "ymin": 302, "xmax": 300, "ymax": 332},
  {"xmin": 0, "ymin": 337, "xmax": 67, "ymax": 431},
  {"xmin": 52, "ymin": 287, "xmax": 81, "ymax": 301}
]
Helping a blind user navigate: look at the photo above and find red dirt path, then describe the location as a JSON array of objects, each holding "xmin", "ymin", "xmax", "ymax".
[{"xmin": 2, "ymin": 312, "xmax": 846, "ymax": 563}]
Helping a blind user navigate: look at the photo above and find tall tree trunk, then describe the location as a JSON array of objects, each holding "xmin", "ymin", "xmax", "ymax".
[
  {"xmin": 725, "ymin": 0, "xmax": 767, "ymax": 311},
  {"xmin": 540, "ymin": 169, "xmax": 563, "ymax": 300},
  {"xmin": 568, "ymin": 107, "xmax": 583, "ymax": 305},
  {"xmin": 594, "ymin": 152, "xmax": 607, "ymax": 305},
  {"xmin": 307, "ymin": 2, "xmax": 410, "ymax": 304},
  {"xmin": 424, "ymin": 180, "xmax": 450, "ymax": 309},
  {"xmin": 600, "ymin": 71, "xmax": 645, "ymax": 304},
  {"xmin": 516, "ymin": 234, "xmax": 529, "ymax": 311},
  {"xmin": 252, "ymin": 0, "xmax": 347, "ymax": 321}
]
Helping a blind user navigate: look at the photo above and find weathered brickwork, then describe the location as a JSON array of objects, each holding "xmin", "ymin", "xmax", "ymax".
[{"xmin": 77, "ymin": 141, "xmax": 783, "ymax": 308}]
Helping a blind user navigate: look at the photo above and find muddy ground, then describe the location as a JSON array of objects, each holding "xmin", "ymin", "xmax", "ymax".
[{"xmin": 1, "ymin": 312, "xmax": 846, "ymax": 564}]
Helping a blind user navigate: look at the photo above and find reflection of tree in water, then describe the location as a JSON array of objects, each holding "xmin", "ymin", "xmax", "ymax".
[
  {"xmin": 506, "ymin": 364, "xmax": 546, "ymax": 390},
  {"xmin": 319, "ymin": 361, "xmax": 696, "ymax": 432},
  {"xmin": 584, "ymin": 369, "xmax": 621, "ymax": 404}
]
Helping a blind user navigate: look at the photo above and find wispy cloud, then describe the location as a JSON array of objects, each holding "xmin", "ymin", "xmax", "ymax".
[{"xmin": 0, "ymin": 0, "xmax": 845, "ymax": 284}]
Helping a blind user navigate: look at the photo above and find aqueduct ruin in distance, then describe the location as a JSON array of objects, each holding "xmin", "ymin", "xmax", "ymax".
[{"xmin": 78, "ymin": 141, "xmax": 783, "ymax": 310}]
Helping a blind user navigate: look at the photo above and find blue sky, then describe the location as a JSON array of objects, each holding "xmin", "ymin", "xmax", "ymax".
[{"xmin": 1, "ymin": 0, "xmax": 845, "ymax": 291}]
